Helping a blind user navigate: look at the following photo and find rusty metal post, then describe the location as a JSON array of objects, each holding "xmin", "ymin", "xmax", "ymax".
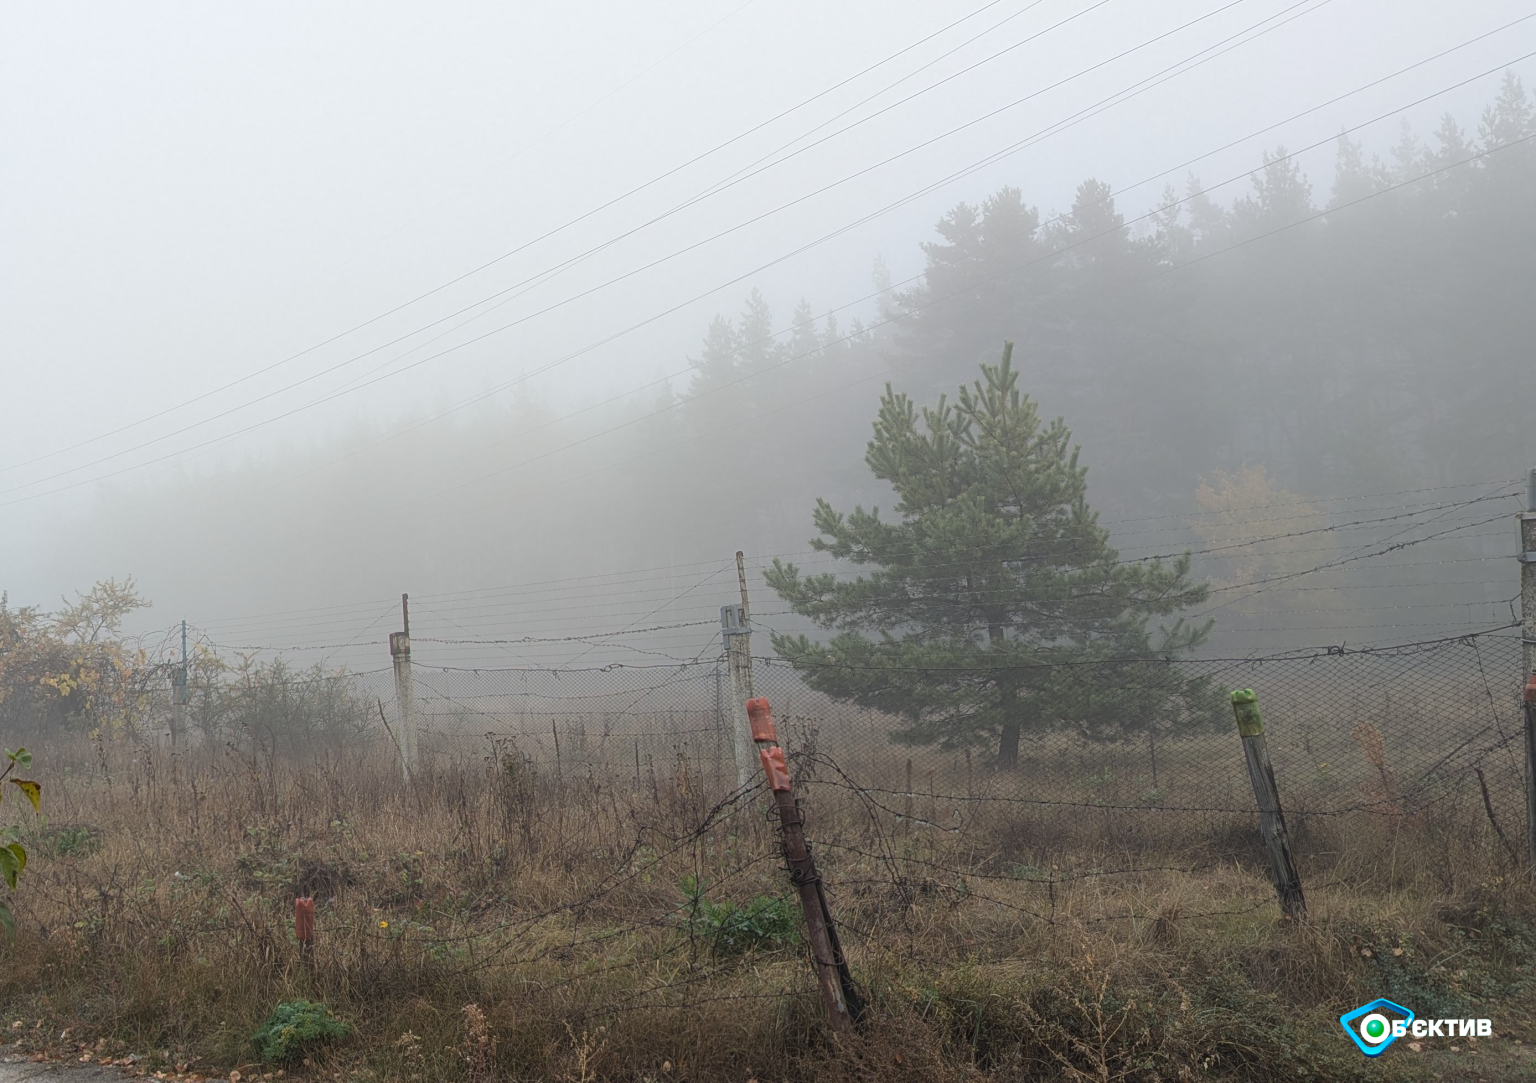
[
  {"xmin": 748, "ymin": 697, "xmax": 859, "ymax": 1034},
  {"xmin": 1230, "ymin": 689, "xmax": 1307, "ymax": 920}
]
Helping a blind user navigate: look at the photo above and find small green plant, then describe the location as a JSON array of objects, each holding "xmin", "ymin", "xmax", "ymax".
[
  {"xmin": 680, "ymin": 876, "xmax": 799, "ymax": 957},
  {"xmin": 251, "ymin": 999, "xmax": 352, "ymax": 1063},
  {"xmin": 47, "ymin": 823, "xmax": 102, "ymax": 858},
  {"xmin": 1084, "ymin": 767, "xmax": 1115, "ymax": 789}
]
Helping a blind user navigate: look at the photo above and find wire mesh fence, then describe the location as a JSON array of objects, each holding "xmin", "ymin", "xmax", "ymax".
[
  {"xmin": 345, "ymin": 629, "xmax": 1528, "ymax": 840},
  {"xmin": 110, "ymin": 620, "xmax": 1531, "ymax": 934},
  {"xmin": 121, "ymin": 626, "xmax": 1532, "ymax": 837}
]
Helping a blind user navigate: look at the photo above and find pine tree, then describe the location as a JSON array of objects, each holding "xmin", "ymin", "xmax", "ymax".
[
  {"xmin": 766, "ymin": 344, "xmax": 1217, "ymax": 767},
  {"xmin": 787, "ymin": 298, "xmax": 824, "ymax": 362}
]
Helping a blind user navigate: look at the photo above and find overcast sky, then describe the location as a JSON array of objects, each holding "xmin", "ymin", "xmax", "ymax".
[{"xmin": 3, "ymin": 0, "xmax": 1533, "ymax": 621}]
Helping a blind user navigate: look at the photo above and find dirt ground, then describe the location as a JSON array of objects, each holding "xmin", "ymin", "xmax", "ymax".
[{"xmin": 0, "ymin": 1058, "xmax": 129, "ymax": 1082}]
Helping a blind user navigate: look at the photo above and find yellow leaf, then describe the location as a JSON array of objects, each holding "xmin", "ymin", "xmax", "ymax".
[{"xmin": 10, "ymin": 780, "xmax": 40, "ymax": 812}]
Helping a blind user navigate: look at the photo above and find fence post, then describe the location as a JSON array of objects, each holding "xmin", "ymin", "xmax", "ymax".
[
  {"xmin": 1520, "ymin": 467, "xmax": 1536, "ymax": 866},
  {"xmin": 169, "ymin": 617, "xmax": 187, "ymax": 749},
  {"xmin": 902, "ymin": 759, "xmax": 913, "ymax": 833},
  {"xmin": 747, "ymin": 696, "xmax": 859, "ymax": 1035},
  {"xmin": 1230, "ymin": 689, "xmax": 1306, "ymax": 920},
  {"xmin": 1524, "ymin": 673, "xmax": 1536, "ymax": 869},
  {"xmin": 170, "ymin": 671, "xmax": 187, "ymax": 750},
  {"xmin": 389, "ymin": 593, "xmax": 418, "ymax": 781},
  {"xmin": 294, "ymin": 895, "xmax": 315, "ymax": 969},
  {"xmin": 722, "ymin": 552, "xmax": 758, "ymax": 789}
]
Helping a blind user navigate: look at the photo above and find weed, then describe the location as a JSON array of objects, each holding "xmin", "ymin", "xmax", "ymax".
[
  {"xmin": 681, "ymin": 875, "xmax": 800, "ymax": 957},
  {"xmin": 460, "ymin": 1003, "xmax": 495, "ymax": 1083},
  {"xmin": 251, "ymin": 1000, "xmax": 351, "ymax": 1063},
  {"xmin": 40, "ymin": 823, "xmax": 102, "ymax": 859}
]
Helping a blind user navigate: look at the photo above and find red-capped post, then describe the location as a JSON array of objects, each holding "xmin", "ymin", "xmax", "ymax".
[
  {"xmin": 758, "ymin": 746, "xmax": 792, "ymax": 792},
  {"xmin": 294, "ymin": 896, "xmax": 315, "ymax": 967},
  {"xmin": 746, "ymin": 696, "xmax": 778, "ymax": 744},
  {"xmin": 750, "ymin": 696, "xmax": 859, "ymax": 1035}
]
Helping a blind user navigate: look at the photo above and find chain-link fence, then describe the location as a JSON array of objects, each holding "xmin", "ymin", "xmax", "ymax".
[
  {"xmin": 326, "ymin": 628, "xmax": 1531, "ymax": 856},
  {"xmin": 120, "ymin": 624, "xmax": 1530, "ymax": 874}
]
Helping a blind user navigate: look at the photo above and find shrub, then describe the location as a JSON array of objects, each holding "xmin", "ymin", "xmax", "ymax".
[{"xmin": 251, "ymin": 1000, "xmax": 352, "ymax": 1063}]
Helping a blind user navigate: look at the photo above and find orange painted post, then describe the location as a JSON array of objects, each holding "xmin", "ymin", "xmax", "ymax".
[
  {"xmin": 295, "ymin": 896, "xmax": 315, "ymax": 967},
  {"xmin": 746, "ymin": 697, "xmax": 860, "ymax": 1034}
]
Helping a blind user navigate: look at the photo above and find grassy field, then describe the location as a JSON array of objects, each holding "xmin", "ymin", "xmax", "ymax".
[{"xmin": 0, "ymin": 735, "xmax": 1531, "ymax": 1082}]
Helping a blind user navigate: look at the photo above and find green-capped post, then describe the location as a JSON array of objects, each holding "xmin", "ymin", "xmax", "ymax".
[
  {"xmin": 1230, "ymin": 689, "xmax": 1306, "ymax": 920},
  {"xmin": 1231, "ymin": 688, "xmax": 1263, "ymax": 736}
]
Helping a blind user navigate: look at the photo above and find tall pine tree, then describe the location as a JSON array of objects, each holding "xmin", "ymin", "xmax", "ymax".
[{"xmin": 766, "ymin": 344, "xmax": 1217, "ymax": 767}]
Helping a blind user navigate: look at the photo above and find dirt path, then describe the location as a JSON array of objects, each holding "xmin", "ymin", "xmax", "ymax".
[{"xmin": 0, "ymin": 1059, "xmax": 129, "ymax": 1082}]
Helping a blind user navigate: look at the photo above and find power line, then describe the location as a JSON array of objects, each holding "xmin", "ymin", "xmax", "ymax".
[
  {"xmin": 402, "ymin": 88, "xmax": 1533, "ymax": 516},
  {"xmin": 287, "ymin": 0, "xmax": 763, "ymax": 291},
  {"xmin": 329, "ymin": 50, "xmax": 1536, "ymax": 513},
  {"xmin": 754, "ymin": 491, "xmax": 1516, "ymax": 578},
  {"xmin": 0, "ymin": 0, "xmax": 1021, "ymax": 476},
  {"xmin": 182, "ymin": 475, "xmax": 1520, "ymax": 633},
  {"xmin": 0, "ymin": 0, "xmax": 1327, "ymax": 501},
  {"xmin": 750, "ymin": 622, "xmax": 1524, "ymax": 672},
  {"xmin": 214, "ymin": 499, "xmax": 1515, "ymax": 651},
  {"xmin": 9, "ymin": 9, "xmax": 1523, "ymax": 522},
  {"xmin": 414, "ymin": 618, "xmax": 717, "ymax": 645}
]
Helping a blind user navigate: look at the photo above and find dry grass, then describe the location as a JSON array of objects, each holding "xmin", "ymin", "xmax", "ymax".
[{"xmin": 0, "ymin": 735, "xmax": 1531, "ymax": 1082}]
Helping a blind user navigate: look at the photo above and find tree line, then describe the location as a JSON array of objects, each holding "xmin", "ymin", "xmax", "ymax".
[{"xmin": 24, "ymin": 80, "xmax": 1533, "ymax": 703}]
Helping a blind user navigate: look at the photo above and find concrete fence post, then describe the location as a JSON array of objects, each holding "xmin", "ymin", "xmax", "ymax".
[
  {"xmin": 722, "ymin": 552, "xmax": 758, "ymax": 788},
  {"xmin": 1519, "ymin": 467, "xmax": 1536, "ymax": 865},
  {"xmin": 389, "ymin": 593, "xmax": 418, "ymax": 781}
]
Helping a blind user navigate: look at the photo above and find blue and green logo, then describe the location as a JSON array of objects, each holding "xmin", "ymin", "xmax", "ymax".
[{"xmin": 1339, "ymin": 999, "xmax": 1414, "ymax": 1056}]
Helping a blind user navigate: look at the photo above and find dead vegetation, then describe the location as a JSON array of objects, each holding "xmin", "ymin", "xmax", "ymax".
[{"xmin": 0, "ymin": 735, "xmax": 1531, "ymax": 1082}]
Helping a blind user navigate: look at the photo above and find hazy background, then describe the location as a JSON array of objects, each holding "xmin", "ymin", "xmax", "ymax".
[{"xmin": 3, "ymin": 0, "xmax": 1533, "ymax": 671}]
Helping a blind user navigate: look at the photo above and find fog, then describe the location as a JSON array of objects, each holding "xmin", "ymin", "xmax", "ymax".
[{"xmin": 3, "ymin": 0, "xmax": 1534, "ymax": 672}]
